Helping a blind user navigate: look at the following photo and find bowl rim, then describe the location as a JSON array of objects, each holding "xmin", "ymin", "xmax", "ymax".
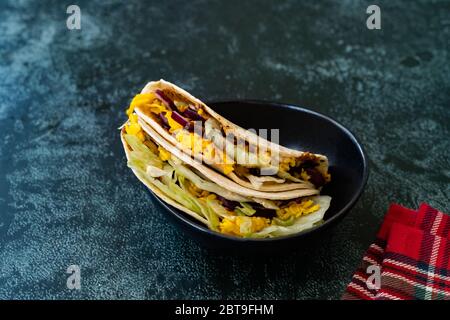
[{"xmin": 149, "ymin": 100, "xmax": 369, "ymax": 242}]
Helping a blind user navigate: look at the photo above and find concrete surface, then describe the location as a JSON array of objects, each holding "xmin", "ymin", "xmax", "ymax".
[{"xmin": 0, "ymin": 0, "xmax": 449, "ymax": 299}]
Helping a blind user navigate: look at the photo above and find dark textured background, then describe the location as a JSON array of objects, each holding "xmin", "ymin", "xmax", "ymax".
[{"xmin": 0, "ymin": 0, "xmax": 449, "ymax": 299}]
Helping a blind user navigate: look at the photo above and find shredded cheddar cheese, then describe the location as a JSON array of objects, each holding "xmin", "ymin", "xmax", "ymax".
[
  {"xmin": 276, "ymin": 199, "xmax": 320, "ymax": 220},
  {"xmin": 279, "ymin": 157, "xmax": 296, "ymax": 172},
  {"xmin": 300, "ymin": 169, "xmax": 310, "ymax": 182},
  {"xmin": 199, "ymin": 193, "xmax": 216, "ymax": 201},
  {"xmin": 165, "ymin": 111, "xmax": 183, "ymax": 133},
  {"xmin": 127, "ymin": 93, "xmax": 157, "ymax": 115},
  {"xmin": 175, "ymin": 131, "xmax": 235, "ymax": 174},
  {"xmin": 219, "ymin": 216, "xmax": 270, "ymax": 236},
  {"xmin": 158, "ymin": 146, "xmax": 171, "ymax": 161},
  {"xmin": 125, "ymin": 109, "xmax": 145, "ymax": 141}
]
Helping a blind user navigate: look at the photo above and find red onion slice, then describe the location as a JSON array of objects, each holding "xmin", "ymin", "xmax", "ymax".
[
  {"xmin": 182, "ymin": 108, "xmax": 204, "ymax": 121},
  {"xmin": 170, "ymin": 111, "xmax": 194, "ymax": 131},
  {"xmin": 155, "ymin": 90, "xmax": 175, "ymax": 110}
]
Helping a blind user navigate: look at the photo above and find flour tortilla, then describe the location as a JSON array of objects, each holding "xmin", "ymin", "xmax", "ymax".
[
  {"xmin": 136, "ymin": 119, "xmax": 319, "ymax": 200},
  {"xmin": 135, "ymin": 108, "xmax": 313, "ymax": 192},
  {"xmin": 135, "ymin": 79, "xmax": 327, "ymax": 191},
  {"xmin": 140, "ymin": 80, "xmax": 328, "ymax": 160}
]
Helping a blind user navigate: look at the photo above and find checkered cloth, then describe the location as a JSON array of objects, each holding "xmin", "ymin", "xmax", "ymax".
[{"xmin": 342, "ymin": 203, "xmax": 450, "ymax": 300}]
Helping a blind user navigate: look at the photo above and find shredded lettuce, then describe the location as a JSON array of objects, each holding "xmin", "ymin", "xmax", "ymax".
[
  {"xmin": 128, "ymin": 152, "xmax": 161, "ymax": 170},
  {"xmin": 203, "ymin": 201, "xmax": 220, "ymax": 230},
  {"xmin": 146, "ymin": 164, "xmax": 172, "ymax": 177},
  {"xmin": 252, "ymin": 196, "xmax": 331, "ymax": 237},
  {"xmin": 235, "ymin": 202, "xmax": 256, "ymax": 216},
  {"xmin": 273, "ymin": 216, "xmax": 295, "ymax": 227},
  {"xmin": 125, "ymin": 134, "xmax": 162, "ymax": 165},
  {"xmin": 168, "ymin": 159, "xmax": 249, "ymax": 202},
  {"xmin": 125, "ymin": 141, "xmax": 204, "ymax": 219},
  {"xmin": 238, "ymin": 216, "xmax": 253, "ymax": 236},
  {"xmin": 206, "ymin": 199, "xmax": 233, "ymax": 219},
  {"xmin": 173, "ymin": 173, "xmax": 219, "ymax": 230},
  {"xmin": 133, "ymin": 156, "xmax": 219, "ymax": 229}
]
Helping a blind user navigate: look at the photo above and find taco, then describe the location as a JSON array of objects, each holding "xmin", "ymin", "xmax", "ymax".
[
  {"xmin": 127, "ymin": 80, "xmax": 331, "ymax": 192},
  {"xmin": 121, "ymin": 81, "xmax": 332, "ymax": 238}
]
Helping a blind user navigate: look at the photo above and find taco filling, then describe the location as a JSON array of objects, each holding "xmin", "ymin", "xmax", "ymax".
[{"xmin": 122, "ymin": 128, "xmax": 331, "ymax": 238}]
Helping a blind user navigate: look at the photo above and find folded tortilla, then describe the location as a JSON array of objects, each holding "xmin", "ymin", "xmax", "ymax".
[
  {"xmin": 121, "ymin": 80, "xmax": 332, "ymax": 238},
  {"xmin": 130, "ymin": 80, "xmax": 330, "ymax": 193},
  {"xmin": 121, "ymin": 127, "xmax": 330, "ymax": 238}
]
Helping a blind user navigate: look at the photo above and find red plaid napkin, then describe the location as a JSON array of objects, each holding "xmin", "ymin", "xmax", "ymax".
[{"xmin": 342, "ymin": 203, "xmax": 450, "ymax": 300}]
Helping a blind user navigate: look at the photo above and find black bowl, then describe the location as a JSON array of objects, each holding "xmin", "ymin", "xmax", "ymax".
[{"xmin": 150, "ymin": 101, "xmax": 368, "ymax": 252}]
